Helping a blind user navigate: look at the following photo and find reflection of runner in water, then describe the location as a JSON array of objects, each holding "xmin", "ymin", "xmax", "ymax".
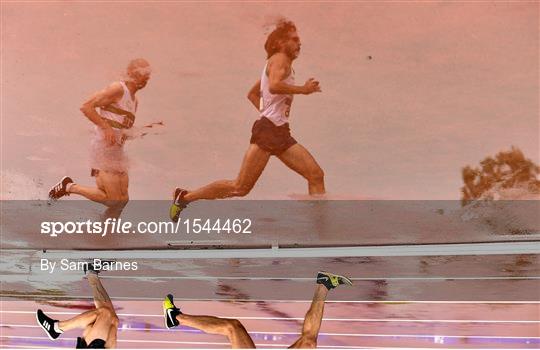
[
  {"xmin": 48, "ymin": 59, "xmax": 151, "ymax": 218},
  {"xmin": 163, "ymin": 271, "xmax": 352, "ymax": 348},
  {"xmin": 36, "ymin": 265, "xmax": 118, "ymax": 349},
  {"xmin": 170, "ymin": 20, "xmax": 323, "ymax": 221}
]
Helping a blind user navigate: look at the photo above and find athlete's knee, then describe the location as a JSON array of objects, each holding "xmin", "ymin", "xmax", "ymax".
[
  {"xmin": 224, "ymin": 319, "xmax": 245, "ymax": 336},
  {"xmin": 97, "ymin": 307, "xmax": 118, "ymax": 325},
  {"xmin": 298, "ymin": 336, "xmax": 317, "ymax": 349},
  {"xmin": 303, "ymin": 339, "xmax": 317, "ymax": 348},
  {"xmin": 119, "ymin": 195, "xmax": 129, "ymax": 207},
  {"xmin": 233, "ymin": 183, "xmax": 253, "ymax": 197},
  {"xmin": 105, "ymin": 196, "xmax": 128, "ymax": 209},
  {"xmin": 111, "ymin": 313, "xmax": 119, "ymax": 327},
  {"xmin": 307, "ymin": 166, "xmax": 324, "ymax": 183}
]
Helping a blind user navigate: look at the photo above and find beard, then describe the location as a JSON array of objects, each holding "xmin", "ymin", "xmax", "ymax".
[{"xmin": 285, "ymin": 46, "xmax": 299, "ymax": 60}]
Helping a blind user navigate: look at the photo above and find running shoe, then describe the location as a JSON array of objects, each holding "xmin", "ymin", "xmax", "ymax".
[
  {"xmin": 316, "ymin": 271, "xmax": 353, "ymax": 290},
  {"xmin": 163, "ymin": 294, "xmax": 182, "ymax": 329},
  {"xmin": 169, "ymin": 188, "xmax": 188, "ymax": 222},
  {"xmin": 83, "ymin": 262, "xmax": 101, "ymax": 276},
  {"xmin": 48, "ymin": 176, "xmax": 73, "ymax": 200},
  {"xmin": 36, "ymin": 309, "xmax": 62, "ymax": 340}
]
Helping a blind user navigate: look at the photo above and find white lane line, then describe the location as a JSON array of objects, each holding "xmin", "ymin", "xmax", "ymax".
[
  {"xmin": 75, "ymin": 275, "xmax": 540, "ymax": 281},
  {"xmin": 1, "ymin": 295, "xmax": 539, "ymax": 303},
  {"xmin": 0, "ymin": 347, "xmax": 470, "ymax": 350},
  {"xmin": 0, "ymin": 346, "xmax": 436, "ymax": 350},
  {"xmin": 0, "ymin": 335, "xmax": 230, "ymax": 346},
  {"xmin": 0, "ymin": 343, "xmax": 376, "ymax": 350},
  {"xmin": 5, "ymin": 274, "xmax": 540, "ymax": 281},
  {"xmin": 4, "ymin": 274, "xmax": 540, "ymax": 283},
  {"xmin": 2, "ymin": 324, "xmax": 540, "ymax": 338},
  {"xmin": 37, "ymin": 241, "xmax": 540, "ymax": 259},
  {"xmin": 0, "ymin": 346, "xmax": 53, "ymax": 349},
  {"xmin": 2, "ymin": 315, "xmax": 539, "ymax": 324},
  {"xmin": 0, "ymin": 336, "xmax": 357, "ymax": 348},
  {"xmin": 1, "ymin": 333, "xmax": 539, "ymax": 342}
]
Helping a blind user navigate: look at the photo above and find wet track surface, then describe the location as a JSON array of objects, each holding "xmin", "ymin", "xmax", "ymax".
[{"xmin": 1, "ymin": 252, "xmax": 539, "ymax": 348}]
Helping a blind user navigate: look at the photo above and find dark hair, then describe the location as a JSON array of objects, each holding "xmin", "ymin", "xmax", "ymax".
[{"xmin": 264, "ymin": 19, "xmax": 297, "ymax": 58}]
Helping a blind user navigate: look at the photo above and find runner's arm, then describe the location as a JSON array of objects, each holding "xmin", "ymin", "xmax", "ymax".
[
  {"xmin": 247, "ymin": 79, "xmax": 261, "ymax": 111},
  {"xmin": 80, "ymin": 82, "xmax": 123, "ymax": 128},
  {"xmin": 80, "ymin": 82, "xmax": 123, "ymax": 145},
  {"xmin": 268, "ymin": 53, "xmax": 321, "ymax": 95}
]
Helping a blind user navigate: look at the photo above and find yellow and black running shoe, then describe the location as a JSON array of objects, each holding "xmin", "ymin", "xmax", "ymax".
[
  {"xmin": 163, "ymin": 294, "xmax": 181, "ymax": 329},
  {"xmin": 169, "ymin": 188, "xmax": 188, "ymax": 222},
  {"xmin": 316, "ymin": 271, "xmax": 353, "ymax": 290}
]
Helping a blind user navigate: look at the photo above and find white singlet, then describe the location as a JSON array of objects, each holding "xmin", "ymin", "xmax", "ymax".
[
  {"xmin": 259, "ymin": 62, "xmax": 295, "ymax": 126},
  {"xmin": 90, "ymin": 81, "xmax": 137, "ymax": 173},
  {"xmin": 99, "ymin": 81, "xmax": 138, "ymax": 129}
]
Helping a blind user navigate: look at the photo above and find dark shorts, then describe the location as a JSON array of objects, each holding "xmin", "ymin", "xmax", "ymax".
[
  {"xmin": 91, "ymin": 168, "xmax": 127, "ymax": 177},
  {"xmin": 250, "ymin": 117, "xmax": 297, "ymax": 156},
  {"xmin": 76, "ymin": 337, "xmax": 106, "ymax": 349}
]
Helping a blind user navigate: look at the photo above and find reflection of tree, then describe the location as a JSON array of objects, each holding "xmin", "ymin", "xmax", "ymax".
[{"xmin": 461, "ymin": 147, "xmax": 540, "ymax": 206}]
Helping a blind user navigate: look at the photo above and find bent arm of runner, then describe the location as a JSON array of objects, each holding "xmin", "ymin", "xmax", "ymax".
[
  {"xmin": 247, "ymin": 79, "xmax": 261, "ymax": 111},
  {"xmin": 80, "ymin": 82, "xmax": 124, "ymax": 145},
  {"xmin": 268, "ymin": 53, "xmax": 321, "ymax": 95}
]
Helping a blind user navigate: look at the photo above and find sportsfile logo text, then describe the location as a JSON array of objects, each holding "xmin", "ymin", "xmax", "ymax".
[
  {"xmin": 41, "ymin": 218, "xmax": 179, "ymax": 237},
  {"xmin": 41, "ymin": 218, "xmax": 252, "ymax": 237}
]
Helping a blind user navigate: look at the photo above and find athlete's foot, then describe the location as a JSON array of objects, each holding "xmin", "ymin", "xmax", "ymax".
[
  {"xmin": 36, "ymin": 309, "xmax": 63, "ymax": 340},
  {"xmin": 48, "ymin": 176, "xmax": 73, "ymax": 200},
  {"xmin": 316, "ymin": 271, "xmax": 353, "ymax": 290},
  {"xmin": 169, "ymin": 187, "xmax": 189, "ymax": 222},
  {"xmin": 163, "ymin": 294, "xmax": 182, "ymax": 329}
]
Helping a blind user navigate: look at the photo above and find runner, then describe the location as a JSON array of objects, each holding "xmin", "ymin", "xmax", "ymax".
[
  {"xmin": 48, "ymin": 58, "xmax": 151, "ymax": 218},
  {"xmin": 170, "ymin": 19, "xmax": 323, "ymax": 221},
  {"xmin": 36, "ymin": 265, "xmax": 119, "ymax": 348},
  {"xmin": 163, "ymin": 271, "xmax": 353, "ymax": 348}
]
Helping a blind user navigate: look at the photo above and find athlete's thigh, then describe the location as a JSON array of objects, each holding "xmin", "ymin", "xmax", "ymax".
[
  {"xmin": 277, "ymin": 144, "xmax": 322, "ymax": 178},
  {"xmin": 83, "ymin": 314, "xmax": 113, "ymax": 345},
  {"xmin": 117, "ymin": 172, "xmax": 129, "ymax": 197},
  {"xmin": 236, "ymin": 144, "xmax": 271, "ymax": 188},
  {"xmin": 96, "ymin": 171, "xmax": 127, "ymax": 199}
]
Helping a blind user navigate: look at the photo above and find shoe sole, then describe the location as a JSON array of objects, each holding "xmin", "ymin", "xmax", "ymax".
[
  {"xmin": 170, "ymin": 189, "xmax": 186, "ymax": 222},
  {"xmin": 339, "ymin": 275, "xmax": 353, "ymax": 286},
  {"xmin": 169, "ymin": 204, "xmax": 182, "ymax": 223}
]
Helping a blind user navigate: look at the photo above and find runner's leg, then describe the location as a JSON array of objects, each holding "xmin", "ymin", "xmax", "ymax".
[
  {"xmin": 277, "ymin": 144, "xmax": 325, "ymax": 195},
  {"xmin": 57, "ymin": 309, "xmax": 99, "ymax": 331},
  {"xmin": 178, "ymin": 314, "xmax": 256, "ymax": 349},
  {"xmin": 183, "ymin": 144, "xmax": 271, "ymax": 201},
  {"xmin": 81, "ymin": 307, "xmax": 118, "ymax": 346},
  {"xmin": 68, "ymin": 183, "xmax": 107, "ymax": 204},
  {"xmin": 288, "ymin": 284, "xmax": 328, "ymax": 348},
  {"xmin": 84, "ymin": 273, "xmax": 118, "ymax": 346},
  {"xmin": 70, "ymin": 171, "xmax": 128, "ymax": 204},
  {"xmin": 87, "ymin": 273, "xmax": 115, "ymax": 310},
  {"xmin": 70, "ymin": 171, "xmax": 129, "ymax": 217}
]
